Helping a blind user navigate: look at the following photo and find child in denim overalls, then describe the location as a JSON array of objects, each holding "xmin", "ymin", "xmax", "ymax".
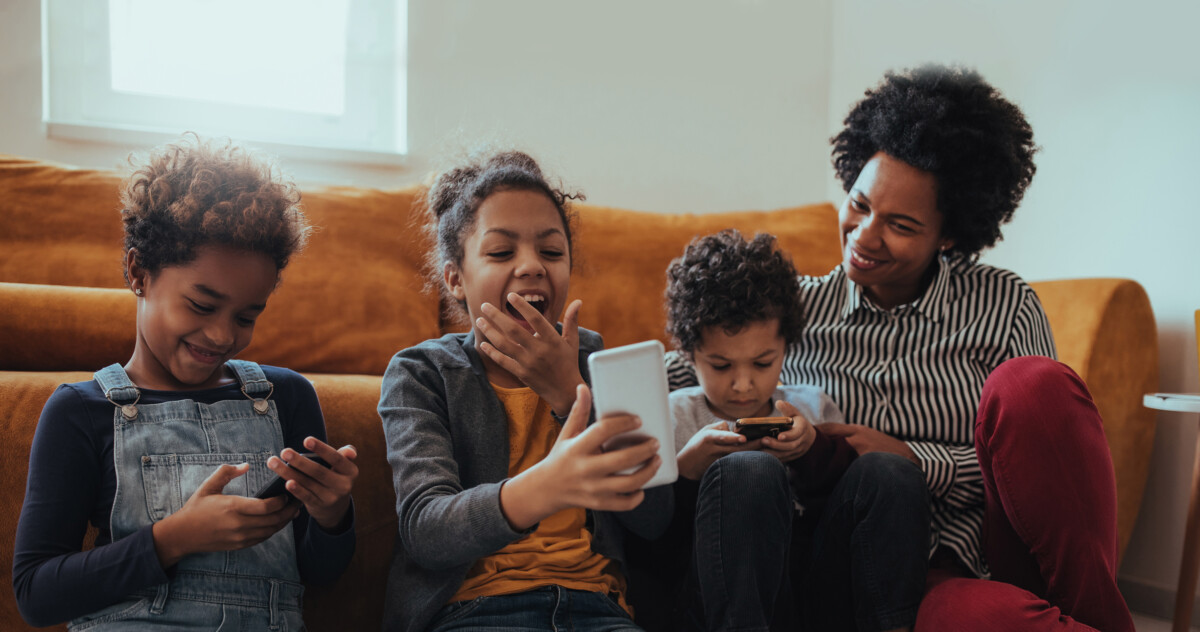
[{"xmin": 13, "ymin": 136, "xmax": 359, "ymax": 630}]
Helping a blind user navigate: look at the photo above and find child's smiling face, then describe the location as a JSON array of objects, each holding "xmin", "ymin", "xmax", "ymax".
[
  {"xmin": 127, "ymin": 244, "xmax": 277, "ymax": 390},
  {"xmin": 692, "ymin": 318, "xmax": 786, "ymax": 421},
  {"xmin": 445, "ymin": 188, "xmax": 571, "ymax": 339}
]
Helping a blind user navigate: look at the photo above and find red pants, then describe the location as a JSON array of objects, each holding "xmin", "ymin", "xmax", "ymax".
[{"xmin": 915, "ymin": 356, "xmax": 1135, "ymax": 632}]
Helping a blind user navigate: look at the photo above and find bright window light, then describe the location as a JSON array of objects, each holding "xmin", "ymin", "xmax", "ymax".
[
  {"xmin": 44, "ymin": 0, "xmax": 407, "ymax": 162},
  {"xmin": 108, "ymin": 0, "xmax": 350, "ymax": 116}
]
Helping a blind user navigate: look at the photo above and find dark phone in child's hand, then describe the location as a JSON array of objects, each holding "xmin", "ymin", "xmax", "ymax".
[
  {"xmin": 734, "ymin": 416, "xmax": 794, "ymax": 441},
  {"xmin": 252, "ymin": 453, "xmax": 332, "ymax": 499}
]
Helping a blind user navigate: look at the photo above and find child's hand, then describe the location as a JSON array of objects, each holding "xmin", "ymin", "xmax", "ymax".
[
  {"xmin": 760, "ymin": 401, "xmax": 816, "ymax": 463},
  {"xmin": 677, "ymin": 420, "xmax": 760, "ymax": 480},
  {"xmin": 476, "ymin": 295, "xmax": 585, "ymax": 416},
  {"xmin": 267, "ymin": 437, "xmax": 359, "ymax": 531},
  {"xmin": 152, "ymin": 463, "xmax": 299, "ymax": 568},
  {"xmin": 500, "ymin": 385, "xmax": 661, "ymax": 530}
]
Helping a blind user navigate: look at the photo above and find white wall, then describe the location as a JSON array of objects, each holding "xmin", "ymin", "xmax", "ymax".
[
  {"xmin": 4, "ymin": 0, "xmax": 1199, "ymax": 609},
  {"xmin": 827, "ymin": 0, "xmax": 1200, "ymax": 602}
]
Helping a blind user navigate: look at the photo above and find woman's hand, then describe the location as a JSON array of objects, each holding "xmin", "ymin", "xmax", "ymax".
[
  {"xmin": 500, "ymin": 384, "xmax": 661, "ymax": 531},
  {"xmin": 151, "ymin": 463, "xmax": 299, "ymax": 568},
  {"xmin": 819, "ymin": 424, "xmax": 918, "ymax": 464},
  {"xmin": 760, "ymin": 400, "xmax": 816, "ymax": 463},
  {"xmin": 677, "ymin": 420, "xmax": 757, "ymax": 480},
  {"xmin": 267, "ymin": 437, "xmax": 359, "ymax": 531},
  {"xmin": 476, "ymin": 295, "xmax": 585, "ymax": 416}
]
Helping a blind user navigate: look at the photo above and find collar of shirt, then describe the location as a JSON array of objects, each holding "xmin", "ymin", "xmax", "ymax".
[{"xmin": 838, "ymin": 255, "xmax": 957, "ymax": 323}]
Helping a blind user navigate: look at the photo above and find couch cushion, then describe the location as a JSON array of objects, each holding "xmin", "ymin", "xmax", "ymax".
[
  {"xmin": 0, "ymin": 155, "xmax": 441, "ymax": 375},
  {"xmin": 563, "ymin": 202, "xmax": 842, "ymax": 349}
]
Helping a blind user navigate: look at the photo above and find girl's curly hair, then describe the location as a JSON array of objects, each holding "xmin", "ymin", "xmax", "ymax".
[
  {"xmin": 423, "ymin": 149, "xmax": 582, "ymax": 313},
  {"xmin": 666, "ymin": 229, "xmax": 802, "ymax": 354},
  {"xmin": 831, "ymin": 64, "xmax": 1037, "ymax": 258},
  {"xmin": 120, "ymin": 134, "xmax": 310, "ymax": 284}
]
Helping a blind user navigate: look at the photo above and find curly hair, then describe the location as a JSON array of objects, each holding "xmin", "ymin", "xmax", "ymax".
[
  {"xmin": 666, "ymin": 230, "xmax": 802, "ymax": 354},
  {"xmin": 120, "ymin": 134, "xmax": 310, "ymax": 284},
  {"xmin": 831, "ymin": 64, "xmax": 1037, "ymax": 258},
  {"xmin": 424, "ymin": 149, "xmax": 582, "ymax": 313}
]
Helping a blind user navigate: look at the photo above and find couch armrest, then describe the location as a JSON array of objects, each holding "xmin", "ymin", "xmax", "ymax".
[{"xmin": 1029, "ymin": 278, "xmax": 1158, "ymax": 560}]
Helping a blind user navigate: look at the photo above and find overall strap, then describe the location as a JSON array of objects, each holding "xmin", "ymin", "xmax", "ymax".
[
  {"xmin": 93, "ymin": 363, "xmax": 140, "ymax": 404},
  {"xmin": 225, "ymin": 359, "xmax": 273, "ymax": 396}
]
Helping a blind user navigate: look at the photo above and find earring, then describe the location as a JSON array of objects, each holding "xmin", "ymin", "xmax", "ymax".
[{"xmin": 135, "ymin": 288, "xmax": 143, "ymax": 296}]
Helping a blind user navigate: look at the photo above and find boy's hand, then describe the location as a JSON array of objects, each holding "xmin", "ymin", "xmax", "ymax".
[
  {"xmin": 152, "ymin": 463, "xmax": 299, "ymax": 568},
  {"xmin": 476, "ymin": 295, "xmax": 585, "ymax": 415},
  {"xmin": 677, "ymin": 420, "xmax": 760, "ymax": 480},
  {"xmin": 267, "ymin": 437, "xmax": 358, "ymax": 531},
  {"xmin": 500, "ymin": 385, "xmax": 661, "ymax": 530},
  {"xmin": 760, "ymin": 401, "xmax": 816, "ymax": 463}
]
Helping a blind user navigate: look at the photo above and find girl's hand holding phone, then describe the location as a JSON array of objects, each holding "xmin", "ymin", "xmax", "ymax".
[
  {"xmin": 759, "ymin": 400, "xmax": 816, "ymax": 463},
  {"xmin": 499, "ymin": 385, "xmax": 662, "ymax": 531},
  {"xmin": 677, "ymin": 420, "xmax": 761, "ymax": 480},
  {"xmin": 476, "ymin": 295, "xmax": 586, "ymax": 416},
  {"xmin": 151, "ymin": 463, "xmax": 299, "ymax": 568},
  {"xmin": 266, "ymin": 437, "xmax": 359, "ymax": 531}
]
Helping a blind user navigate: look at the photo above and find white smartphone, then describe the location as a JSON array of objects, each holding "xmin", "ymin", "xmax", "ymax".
[{"xmin": 587, "ymin": 340, "xmax": 678, "ymax": 489}]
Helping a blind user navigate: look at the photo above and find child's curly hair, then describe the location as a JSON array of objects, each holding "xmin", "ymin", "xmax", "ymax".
[
  {"xmin": 120, "ymin": 134, "xmax": 311, "ymax": 284},
  {"xmin": 831, "ymin": 64, "xmax": 1037, "ymax": 259},
  {"xmin": 424, "ymin": 149, "xmax": 582, "ymax": 313},
  {"xmin": 666, "ymin": 229, "xmax": 802, "ymax": 354}
]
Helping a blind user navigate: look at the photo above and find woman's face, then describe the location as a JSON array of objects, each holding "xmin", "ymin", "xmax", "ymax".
[{"xmin": 839, "ymin": 152, "xmax": 953, "ymax": 310}]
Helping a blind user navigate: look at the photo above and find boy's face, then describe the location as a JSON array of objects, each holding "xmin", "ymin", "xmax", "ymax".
[
  {"xmin": 129, "ymin": 244, "xmax": 277, "ymax": 390},
  {"xmin": 692, "ymin": 318, "xmax": 786, "ymax": 421}
]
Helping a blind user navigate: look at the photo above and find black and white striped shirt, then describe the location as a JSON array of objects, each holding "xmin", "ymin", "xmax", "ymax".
[{"xmin": 666, "ymin": 255, "xmax": 1056, "ymax": 578}]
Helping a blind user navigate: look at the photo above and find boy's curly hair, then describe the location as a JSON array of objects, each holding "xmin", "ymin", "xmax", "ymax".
[
  {"xmin": 120, "ymin": 134, "xmax": 311, "ymax": 284},
  {"xmin": 666, "ymin": 230, "xmax": 802, "ymax": 354},
  {"xmin": 423, "ymin": 149, "xmax": 582, "ymax": 314},
  {"xmin": 831, "ymin": 64, "xmax": 1037, "ymax": 259}
]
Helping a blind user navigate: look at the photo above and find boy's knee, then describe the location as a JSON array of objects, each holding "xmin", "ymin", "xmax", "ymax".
[
  {"xmin": 843, "ymin": 452, "xmax": 927, "ymax": 502},
  {"xmin": 699, "ymin": 451, "xmax": 789, "ymax": 506}
]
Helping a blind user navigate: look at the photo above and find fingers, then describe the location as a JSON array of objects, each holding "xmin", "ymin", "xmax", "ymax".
[
  {"xmin": 775, "ymin": 400, "xmax": 801, "ymax": 417},
  {"xmin": 592, "ymin": 435, "xmax": 660, "ymax": 474},
  {"xmin": 575, "ymin": 412, "xmax": 642, "ymax": 454},
  {"xmin": 561, "ymin": 299, "xmax": 582, "ymax": 348},
  {"xmin": 555, "ymin": 384, "xmax": 592, "ymax": 443},
  {"xmin": 505, "ymin": 293, "xmax": 558, "ymax": 337},
  {"xmin": 196, "ymin": 463, "xmax": 249, "ymax": 496},
  {"xmin": 233, "ymin": 493, "xmax": 293, "ymax": 516}
]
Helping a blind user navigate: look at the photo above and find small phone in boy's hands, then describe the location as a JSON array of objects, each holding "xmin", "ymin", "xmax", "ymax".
[
  {"xmin": 253, "ymin": 453, "xmax": 332, "ymax": 499},
  {"xmin": 734, "ymin": 416, "xmax": 794, "ymax": 441}
]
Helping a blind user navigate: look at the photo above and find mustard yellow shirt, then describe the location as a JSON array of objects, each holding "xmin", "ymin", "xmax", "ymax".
[{"xmin": 450, "ymin": 383, "xmax": 629, "ymax": 612}]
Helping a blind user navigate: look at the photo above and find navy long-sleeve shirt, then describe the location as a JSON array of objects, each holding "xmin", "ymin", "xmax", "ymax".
[{"xmin": 12, "ymin": 365, "xmax": 356, "ymax": 627}]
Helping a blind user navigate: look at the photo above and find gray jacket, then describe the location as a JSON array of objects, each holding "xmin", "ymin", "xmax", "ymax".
[{"xmin": 378, "ymin": 329, "xmax": 672, "ymax": 632}]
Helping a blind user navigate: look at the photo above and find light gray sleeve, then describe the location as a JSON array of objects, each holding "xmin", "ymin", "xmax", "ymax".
[
  {"xmin": 378, "ymin": 351, "xmax": 527, "ymax": 571},
  {"xmin": 670, "ymin": 387, "xmax": 712, "ymax": 451},
  {"xmin": 776, "ymin": 384, "xmax": 844, "ymax": 426}
]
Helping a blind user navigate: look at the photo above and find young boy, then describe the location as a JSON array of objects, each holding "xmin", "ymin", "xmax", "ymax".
[{"xmin": 660, "ymin": 229, "xmax": 854, "ymax": 631}]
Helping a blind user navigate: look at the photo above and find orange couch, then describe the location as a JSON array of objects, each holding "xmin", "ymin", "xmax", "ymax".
[{"xmin": 0, "ymin": 154, "xmax": 1158, "ymax": 630}]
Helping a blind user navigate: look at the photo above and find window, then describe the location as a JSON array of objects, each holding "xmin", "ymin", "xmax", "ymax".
[{"xmin": 44, "ymin": 0, "xmax": 407, "ymax": 163}]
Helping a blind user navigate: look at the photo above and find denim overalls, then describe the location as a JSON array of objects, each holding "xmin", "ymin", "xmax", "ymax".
[{"xmin": 68, "ymin": 360, "xmax": 305, "ymax": 631}]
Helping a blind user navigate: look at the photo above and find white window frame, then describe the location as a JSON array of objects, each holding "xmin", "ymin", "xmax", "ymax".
[{"xmin": 42, "ymin": 0, "xmax": 407, "ymax": 166}]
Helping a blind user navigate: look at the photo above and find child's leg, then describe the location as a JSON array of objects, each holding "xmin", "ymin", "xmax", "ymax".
[
  {"xmin": 427, "ymin": 586, "xmax": 642, "ymax": 632},
  {"xmin": 689, "ymin": 450, "xmax": 793, "ymax": 632},
  {"xmin": 802, "ymin": 451, "xmax": 931, "ymax": 632}
]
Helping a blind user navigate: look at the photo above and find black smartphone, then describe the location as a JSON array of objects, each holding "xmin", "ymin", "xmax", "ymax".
[
  {"xmin": 252, "ymin": 453, "xmax": 332, "ymax": 499},
  {"xmin": 734, "ymin": 416, "xmax": 794, "ymax": 441}
]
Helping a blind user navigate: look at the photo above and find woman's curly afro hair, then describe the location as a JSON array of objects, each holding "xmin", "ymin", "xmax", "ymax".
[
  {"xmin": 831, "ymin": 64, "xmax": 1037, "ymax": 258},
  {"xmin": 120, "ymin": 134, "xmax": 310, "ymax": 284},
  {"xmin": 666, "ymin": 229, "xmax": 802, "ymax": 354}
]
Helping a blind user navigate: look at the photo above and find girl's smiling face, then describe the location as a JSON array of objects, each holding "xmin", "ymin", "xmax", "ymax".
[
  {"xmin": 444, "ymin": 188, "xmax": 571, "ymax": 357},
  {"xmin": 126, "ymin": 244, "xmax": 278, "ymax": 390}
]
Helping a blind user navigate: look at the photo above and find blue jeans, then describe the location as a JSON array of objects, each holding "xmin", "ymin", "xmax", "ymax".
[
  {"xmin": 427, "ymin": 585, "xmax": 642, "ymax": 632},
  {"xmin": 687, "ymin": 451, "xmax": 930, "ymax": 632}
]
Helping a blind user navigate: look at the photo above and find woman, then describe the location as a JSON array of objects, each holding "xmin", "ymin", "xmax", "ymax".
[{"xmin": 666, "ymin": 65, "xmax": 1134, "ymax": 632}]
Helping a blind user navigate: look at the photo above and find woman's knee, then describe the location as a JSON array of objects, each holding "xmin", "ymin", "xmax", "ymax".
[{"xmin": 978, "ymin": 355, "xmax": 1102, "ymax": 446}]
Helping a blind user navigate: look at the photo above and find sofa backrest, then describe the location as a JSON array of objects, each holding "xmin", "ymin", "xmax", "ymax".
[{"xmin": 0, "ymin": 154, "xmax": 843, "ymax": 374}]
